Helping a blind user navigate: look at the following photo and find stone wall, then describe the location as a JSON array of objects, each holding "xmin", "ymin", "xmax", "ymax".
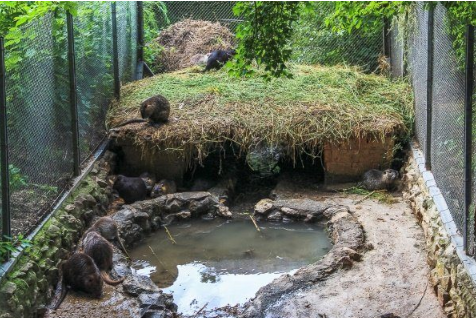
[
  {"xmin": 403, "ymin": 147, "xmax": 476, "ymax": 317},
  {"xmin": 0, "ymin": 152, "xmax": 116, "ymax": 318}
]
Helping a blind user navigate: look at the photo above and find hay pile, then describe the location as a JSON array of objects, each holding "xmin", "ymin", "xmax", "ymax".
[
  {"xmin": 153, "ymin": 19, "xmax": 235, "ymax": 72},
  {"xmin": 107, "ymin": 64, "xmax": 414, "ymax": 167}
]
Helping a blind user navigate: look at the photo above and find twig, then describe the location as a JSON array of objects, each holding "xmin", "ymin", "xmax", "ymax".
[
  {"xmin": 249, "ymin": 215, "xmax": 261, "ymax": 232},
  {"xmin": 148, "ymin": 245, "xmax": 167, "ymax": 269},
  {"xmin": 406, "ymin": 281, "xmax": 428, "ymax": 318},
  {"xmin": 193, "ymin": 302, "xmax": 208, "ymax": 318},
  {"xmin": 353, "ymin": 190, "xmax": 385, "ymax": 205},
  {"xmin": 163, "ymin": 226, "xmax": 177, "ymax": 244}
]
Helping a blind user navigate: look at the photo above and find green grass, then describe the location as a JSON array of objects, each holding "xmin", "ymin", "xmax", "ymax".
[{"xmin": 107, "ymin": 64, "xmax": 414, "ymax": 165}]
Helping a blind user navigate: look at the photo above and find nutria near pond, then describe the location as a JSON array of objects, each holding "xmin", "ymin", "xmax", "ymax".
[
  {"xmin": 151, "ymin": 179, "xmax": 177, "ymax": 198},
  {"xmin": 140, "ymin": 172, "xmax": 156, "ymax": 196},
  {"xmin": 85, "ymin": 216, "xmax": 131, "ymax": 260},
  {"xmin": 51, "ymin": 252, "xmax": 103, "ymax": 309},
  {"xmin": 361, "ymin": 169, "xmax": 399, "ymax": 191},
  {"xmin": 204, "ymin": 49, "xmax": 236, "ymax": 72},
  {"xmin": 82, "ymin": 231, "xmax": 125, "ymax": 286},
  {"xmin": 113, "ymin": 175, "xmax": 147, "ymax": 204}
]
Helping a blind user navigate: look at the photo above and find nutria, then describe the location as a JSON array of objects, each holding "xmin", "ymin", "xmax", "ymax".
[
  {"xmin": 82, "ymin": 231, "xmax": 125, "ymax": 286},
  {"xmin": 85, "ymin": 216, "xmax": 131, "ymax": 260},
  {"xmin": 151, "ymin": 179, "xmax": 177, "ymax": 198},
  {"xmin": 190, "ymin": 178, "xmax": 216, "ymax": 191},
  {"xmin": 111, "ymin": 95, "xmax": 170, "ymax": 128},
  {"xmin": 140, "ymin": 95, "xmax": 170, "ymax": 123},
  {"xmin": 204, "ymin": 49, "xmax": 236, "ymax": 71},
  {"xmin": 51, "ymin": 252, "xmax": 103, "ymax": 309},
  {"xmin": 361, "ymin": 169, "xmax": 399, "ymax": 191},
  {"xmin": 140, "ymin": 172, "xmax": 156, "ymax": 195},
  {"xmin": 113, "ymin": 175, "xmax": 147, "ymax": 204}
]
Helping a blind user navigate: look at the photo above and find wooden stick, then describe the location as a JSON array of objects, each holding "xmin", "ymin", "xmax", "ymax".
[
  {"xmin": 164, "ymin": 226, "xmax": 177, "ymax": 244},
  {"xmin": 249, "ymin": 215, "xmax": 261, "ymax": 232},
  {"xmin": 353, "ymin": 190, "xmax": 386, "ymax": 205},
  {"xmin": 193, "ymin": 302, "xmax": 208, "ymax": 318}
]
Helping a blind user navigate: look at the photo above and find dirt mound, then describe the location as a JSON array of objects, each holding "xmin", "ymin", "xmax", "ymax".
[{"xmin": 153, "ymin": 19, "xmax": 235, "ymax": 72}]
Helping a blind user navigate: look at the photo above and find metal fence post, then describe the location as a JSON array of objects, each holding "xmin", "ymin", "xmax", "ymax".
[
  {"xmin": 112, "ymin": 2, "xmax": 120, "ymax": 99},
  {"xmin": 464, "ymin": 24, "xmax": 474, "ymax": 255},
  {"xmin": 137, "ymin": 1, "xmax": 144, "ymax": 63},
  {"xmin": 425, "ymin": 6, "xmax": 434, "ymax": 170},
  {"xmin": 67, "ymin": 13, "xmax": 80, "ymax": 177},
  {"xmin": 0, "ymin": 37, "xmax": 11, "ymax": 256}
]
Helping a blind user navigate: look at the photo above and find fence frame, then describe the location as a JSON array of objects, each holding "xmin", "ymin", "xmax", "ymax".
[{"xmin": 0, "ymin": 36, "xmax": 11, "ymax": 260}]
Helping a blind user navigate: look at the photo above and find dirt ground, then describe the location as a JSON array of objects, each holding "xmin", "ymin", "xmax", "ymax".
[{"xmin": 261, "ymin": 191, "xmax": 446, "ymax": 318}]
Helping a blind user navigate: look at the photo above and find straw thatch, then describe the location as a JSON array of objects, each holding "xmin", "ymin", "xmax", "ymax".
[
  {"xmin": 153, "ymin": 19, "xmax": 235, "ymax": 72},
  {"xmin": 107, "ymin": 64, "xmax": 413, "ymax": 167}
]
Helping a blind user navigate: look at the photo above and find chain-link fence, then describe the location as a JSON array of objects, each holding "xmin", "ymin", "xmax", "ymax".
[
  {"xmin": 391, "ymin": 3, "xmax": 476, "ymax": 255},
  {"xmin": 0, "ymin": 2, "xmax": 139, "ymax": 240}
]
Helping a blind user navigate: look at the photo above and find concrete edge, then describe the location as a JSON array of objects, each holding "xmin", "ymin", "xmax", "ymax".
[{"xmin": 410, "ymin": 142, "xmax": 476, "ymax": 286}]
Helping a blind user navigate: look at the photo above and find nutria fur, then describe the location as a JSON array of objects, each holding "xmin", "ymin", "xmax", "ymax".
[
  {"xmin": 140, "ymin": 95, "xmax": 170, "ymax": 123},
  {"xmin": 51, "ymin": 253, "xmax": 103, "ymax": 309},
  {"xmin": 85, "ymin": 216, "xmax": 131, "ymax": 260},
  {"xmin": 140, "ymin": 172, "xmax": 156, "ymax": 195},
  {"xmin": 151, "ymin": 179, "xmax": 177, "ymax": 198},
  {"xmin": 361, "ymin": 169, "xmax": 399, "ymax": 191},
  {"xmin": 204, "ymin": 49, "xmax": 236, "ymax": 71},
  {"xmin": 113, "ymin": 175, "xmax": 147, "ymax": 204},
  {"xmin": 82, "ymin": 231, "xmax": 125, "ymax": 286}
]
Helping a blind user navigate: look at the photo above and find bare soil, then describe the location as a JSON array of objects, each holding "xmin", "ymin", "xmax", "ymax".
[{"xmin": 262, "ymin": 190, "xmax": 445, "ymax": 318}]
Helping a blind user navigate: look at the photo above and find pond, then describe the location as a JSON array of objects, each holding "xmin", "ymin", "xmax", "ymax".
[{"xmin": 130, "ymin": 218, "xmax": 332, "ymax": 315}]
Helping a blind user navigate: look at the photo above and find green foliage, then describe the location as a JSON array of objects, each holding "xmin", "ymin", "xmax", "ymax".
[
  {"xmin": 0, "ymin": 234, "xmax": 32, "ymax": 263},
  {"xmin": 444, "ymin": 2, "xmax": 476, "ymax": 66},
  {"xmin": 143, "ymin": 2, "xmax": 167, "ymax": 73},
  {"xmin": 291, "ymin": 2, "xmax": 382, "ymax": 72},
  {"xmin": 0, "ymin": 164, "xmax": 28, "ymax": 192},
  {"xmin": 229, "ymin": 1, "xmax": 307, "ymax": 79}
]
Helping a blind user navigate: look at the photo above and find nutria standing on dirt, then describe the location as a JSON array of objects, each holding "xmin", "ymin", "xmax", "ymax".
[
  {"xmin": 82, "ymin": 231, "xmax": 125, "ymax": 286},
  {"xmin": 204, "ymin": 49, "xmax": 236, "ymax": 71},
  {"xmin": 151, "ymin": 179, "xmax": 177, "ymax": 198},
  {"xmin": 51, "ymin": 252, "xmax": 103, "ymax": 309},
  {"xmin": 85, "ymin": 216, "xmax": 131, "ymax": 260},
  {"xmin": 113, "ymin": 175, "xmax": 147, "ymax": 204},
  {"xmin": 361, "ymin": 169, "xmax": 399, "ymax": 191},
  {"xmin": 140, "ymin": 94, "xmax": 170, "ymax": 123}
]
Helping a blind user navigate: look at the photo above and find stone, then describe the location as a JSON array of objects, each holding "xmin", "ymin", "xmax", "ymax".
[
  {"xmin": 176, "ymin": 211, "xmax": 192, "ymax": 219},
  {"xmin": 267, "ymin": 211, "xmax": 283, "ymax": 222},
  {"xmin": 254, "ymin": 199, "xmax": 274, "ymax": 214},
  {"xmin": 123, "ymin": 274, "xmax": 160, "ymax": 296},
  {"xmin": 0, "ymin": 282, "xmax": 17, "ymax": 298}
]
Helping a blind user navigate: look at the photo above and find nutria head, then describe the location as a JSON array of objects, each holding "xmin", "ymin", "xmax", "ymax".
[{"xmin": 383, "ymin": 169, "xmax": 399, "ymax": 184}]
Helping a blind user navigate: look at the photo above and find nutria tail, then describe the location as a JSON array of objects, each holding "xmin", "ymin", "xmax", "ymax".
[
  {"xmin": 101, "ymin": 271, "xmax": 125, "ymax": 286},
  {"xmin": 49, "ymin": 261, "xmax": 68, "ymax": 310}
]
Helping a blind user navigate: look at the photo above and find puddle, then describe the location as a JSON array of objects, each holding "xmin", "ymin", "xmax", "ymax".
[{"xmin": 130, "ymin": 219, "xmax": 332, "ymax": 315}]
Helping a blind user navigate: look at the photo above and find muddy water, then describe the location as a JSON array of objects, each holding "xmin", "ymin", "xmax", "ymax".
[{"xmin": 130, "ymin": 219, "xmax": 331, "ymax": 315}]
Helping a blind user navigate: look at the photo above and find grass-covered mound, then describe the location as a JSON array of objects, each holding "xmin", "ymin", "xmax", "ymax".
[{"xmin": 107, "ymin": 64, "xmax": 413, "ymax": 166}]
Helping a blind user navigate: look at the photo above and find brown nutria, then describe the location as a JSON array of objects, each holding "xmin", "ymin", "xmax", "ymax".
[
  {"xmin": 82, "ymin": 231, "xmax": 125, "ymax": 286},
  {"xmin": 51, "ymin": 252, "xmax": 103, "ymax": 309},
  {"xmin": 361, "ymin": 169, "xmax": 399, "ymax": 191},
  {"xmin": 110, "ymin": 95, "xmax": 170, "ymax": 128},
  {"xmin": 85, "ymin": 216, "xmax": 131, "ymax": 260},
  {"xmin": 204, "ymin": 49, "xmax": 236, "ymax": 71},
  {"xmin": 140, "ymin": 172, "xmax": 156, "ymax": 195},
  {"xmin": 151, "ymin": 179, "xmax": 177, "ymax": 198},
  {"xmin": 113, "ymin": 175, "xmax": 147, "ymax": 204},
  {"xmin": 140, "ymin": 95, "xmax": 170, "ymax": 123}
]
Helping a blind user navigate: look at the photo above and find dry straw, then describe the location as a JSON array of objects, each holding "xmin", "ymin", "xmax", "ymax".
[{"xmin": 107, "ymin": 64, "xmax": 414, "ymax": 168}]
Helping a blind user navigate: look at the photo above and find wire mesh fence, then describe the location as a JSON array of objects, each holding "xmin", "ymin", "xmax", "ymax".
[
  {"xmin": 392, "ymin": 3, "xmax": 476, "ymax": 255},
  {"xmin": 0, "ymin": 2, "xmax": 139, "ymax": 239}
]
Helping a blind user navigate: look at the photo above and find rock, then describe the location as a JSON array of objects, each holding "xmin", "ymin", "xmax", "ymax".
[
  {"xmin": 267, "ymin": 211, "xmax": 283, "ymax": 222},
  {"xmin": 176, "ymin": 211, "xmax": 191, "ymax": 219},
  {"xmin": 246, "ymin": 144, "xmax": 282, "ymax": 177},
  {"xmin": 123, "ymin": 274, "xmax": 160, "ymax": 296},
  {"xmin": 217, "ymin": 204, "xmax": 232, "ymax": 218},
  {"xmin": 0, "ymin": 282, "xmax": 17, "ymax": 298},
  {"xmin": 255, "ymin": 199, "xmax": 274, "ymax": 214}
]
